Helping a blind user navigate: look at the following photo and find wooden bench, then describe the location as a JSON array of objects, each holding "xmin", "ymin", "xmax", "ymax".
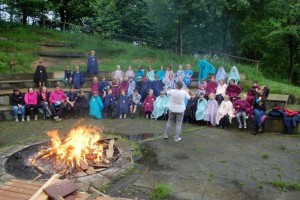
[{"xmin": 266, "ymin": 94, "xmax": 289, "ymax": 109}]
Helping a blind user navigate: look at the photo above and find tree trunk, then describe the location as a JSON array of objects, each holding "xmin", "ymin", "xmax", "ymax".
[
  {"xmin": 177, "ymin": 18, "xmax": 183, "ymax": 55},
  {"xmin": 222, "ymin": 13, "xmax": 229, "ymax": 53},
  {"xmin": 22, "ymin": 9, "xmax": 27, "ymax": 25},
  {"xmin": 288, "ymin": 37, "xmax": 298, "ymax": 83}
]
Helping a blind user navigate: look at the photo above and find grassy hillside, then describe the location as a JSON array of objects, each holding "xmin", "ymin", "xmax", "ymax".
[{"xmin": 0, "ymin": 22, "xmax": 299, "ymax": 100}]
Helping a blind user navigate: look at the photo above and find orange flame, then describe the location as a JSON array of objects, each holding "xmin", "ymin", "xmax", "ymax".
[{"xmin": 31, "ymin": 126, "xmax": 104, "ymax": 174}]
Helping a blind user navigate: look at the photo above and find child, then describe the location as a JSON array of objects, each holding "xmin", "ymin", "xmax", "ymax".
[
  {"xmin": 216, "ymin": 95, "xmax": 235, "ymax": 129},
  {"xmin": 103, "ymin": 88, "xmax": 115, "ymax": 118},
  {"xmin": 216, "ymin": 66, "xmax": 227, "ymax": 83},
  {"xmin": 34, "ymin": 61, "xmax": 47, "ymax": 87},
  {"xmin": 246, "ymin": 80, "xmax": 260, "ymax": 105},
  {"xmin": 87, "ymin": 50, "xmax": 98, "ymax": 79},
  {"xmin": 175, "ymin": 65, "xmax": 185, "ymax": 82},
  {"xmin": 143, "ymin": 89, "xmax": 156, "ymax": 119},
  {"xmin": 204, "ymin": 93, "xmax": 219, "ymax": 126},
  {"xmin": 74, "ymin": 90, "xmax": 89, "ymax": 117},
  {"xmin": 195, "ymin": 93, "xmax": 208, "ymax": 125},
  {"xmin": 252, "ymin": 86, "xmax": 269, "ymax": 135},
  {"xmin": 225, "ymin": 79, "xmax": 242, "ymax": 102},
  {"xmin": 234, "ymin": 94, "xmax": 253, "ymax": 129},
  {"xmin": 155, "ymin": 66, "xmax": 165, "ymax": 81},
  {"xmin": 91, "ymin": 76, "xmax": 100, "ymax": 96},
  {"xmin": 152, "ymin": 76, "xmax": 164, "ymax": 97},
  {"xmin": 49, "ymin": 85, "xmax": 66, "ymax": 121},
  {"xmin": 152, "ymin": 91, "xmax": 168, "ymax": 120},
  {"xmin": 164, "ymin": 74, "xmax": 175, "ymax": 91},
  {"xmin": 184, "ymin": 64, "xmax": 193, "ymax": 87},
  {"xmin": 227, "ymin": 66, "xmax": 240, "ymax": 84},
  {"xmin": 66, "ymin": 87, "xmax": 78, "ymax": 117},
  {"xmin": 163, "ymin": 66, "xmax": 174, "ymax": 84},
  {"xmin": 24, "ymin": 87, "xmax": 38, "ymax": 121},
  {"xmin": 215, "ymin": 79, "xmax": 227, "ymax": 104},
  {"xmin": 135, "ymin": 66, "xmax": 145, "ymax": 82},
  {"xmin": 130, "ymin": 89, "xmax": 142, "ymax": 118},
  {"xmin": 205, "ymin": 76, "xmax": 218, "ymax": 98},
  {"xmin": 98, "ymin": 77, "xmax": 111, "ymax": 96},
  {"xmin": 117, "ymin": 89, "xmax": 130, "ymax": 118},
  {"xmin": 112, "ymin": 77, "xmax": 120, "ymax": 100},
  {"xmin": 120, "ymin": 76, "xmax": 129, "ymax": 95},
  {"xmin": 127, "ymin": 76, "xmax": 136, "ymax": 98},
  {"xmin": 135, "ymin": 76, "xmax": 143, "ymax": 95},
  {"xmin": 64, "ymin": 66, "xmax": 72, "ymax": 88},
  {"xmin": 10, "ymin": 88, "xmax": 25, "ymax": 122},
  {"xmin": 89, "ymin": 91, "xmax": 104, "ymax": 119},
  {"xmin": 177, "ymin": 76, "xmax": 187, "ymax": 90},
  {"xmin": 72, "ymin": 66, "xmax": 85, "ymax": 89},
  {"xmin": 196, "ymin": 78, "xmax": 207, "ymax": 97},
  {"xmin": 114, "ymin": 65, "xmax": 123, "ymax": 82},
  {"xmin": 184, "ymin": 91, "xmax": 198, "ymax": 124},
  {"xmin": 146, "ymin": 66, "xmax": 155, "ymax": 82},
  {"xmin": 125, "ymin": 66, "xmax": 135, "ymax": 79}
]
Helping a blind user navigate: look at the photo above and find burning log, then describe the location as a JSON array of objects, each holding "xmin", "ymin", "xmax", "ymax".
[{"xmin": 106, "ymin": 139, "xmax": 115, "ymax": 159}]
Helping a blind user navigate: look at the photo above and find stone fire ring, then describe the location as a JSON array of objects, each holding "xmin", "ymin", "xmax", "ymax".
[{"xmin": 0, "ymin": 140, "xmax": 133, "ymax": 191}]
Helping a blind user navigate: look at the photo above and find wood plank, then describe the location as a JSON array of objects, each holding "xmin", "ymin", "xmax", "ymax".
[
  {"xmin": 0, "ymin": 189, "xmax": 32, "ymax": 199},
  {"xmin": 44, "ymin": 180, "xmax": 79, "ymax": 198},
  {"xmin": 0, "ymin": 185, "xmax": 37, "ymax": 195},
  {"xmin": 29, "ymin": 174, "xmax": 60, "ymax": 200},
  {"xmin": 0, "ymin": 196, "xmax": 24, "ymax": 200},
  {"xmin": 5, "ymin": 181, "xmax": 41, "ymax": 191},
  {"xmin": 106, "ymin": 139, "xmax": 115, "ymax": 159},
  {"xmin": 267, "ymin": 94, "xmax": 289, "ymax": 102},
  {"xmin": 11, "ymin": 179, "xmax": 44, "ymax": 187}
]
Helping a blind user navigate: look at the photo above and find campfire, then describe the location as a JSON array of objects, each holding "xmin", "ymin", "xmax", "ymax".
[{"xmin": 29, "ymin": 126, "xmax": 119, "ymax": 177}]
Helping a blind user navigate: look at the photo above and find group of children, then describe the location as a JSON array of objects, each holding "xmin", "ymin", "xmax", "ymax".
[{"xmin": 26, "ymin": 63, "xmax": 270, "ymax": 134}]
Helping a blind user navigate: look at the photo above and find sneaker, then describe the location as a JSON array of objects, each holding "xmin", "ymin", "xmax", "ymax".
[
  {"xmin": 57, "ymin": 117, "xmax": 62, "ymax": 121},
  {"xmin": 145, "ymin": 115, "xmax": 148, "ymax": 119},
  {"xmin": 119, "ymin": 115, "xmax": 122, "ymax": 119},
  {"xmin": 238, "ymin": 124, "xmax": 242, "ymax": 129},
  {"xmin": 131, "ymin": 113, "xmax": 134, "ymax": 119},
  {"xmin": 34, "ymin": 115, "xmax": 38, "ymax": 121},
  {"xmin": 54, "ymin": 116, "xmax": 59, "ymax": 121},
  {"xmin": 21, "ymin": 117, "xmax": 25, "ymax": 122},
  {"xmin": 252, "ymin": 129, "xmax": 257, "ymax": 135},
  {"xmin": 26, "ymin": 116, "xmax": 30, "ymax": 122},
  {"xmin": 258, "ymin": 126, "xmax": 263, "ymax": 133},
  {"xmin": 174, "ymin": 137, "xmax": 182, "ymax": 142},
  {"xmin": 15, "ymin": 118, "xmax": 19, "ymax": 122},
  {"xmin": 244, "ymin": 123, "xmax": 247, "ymax": 129},
  {"xmin": 124, "ymin": 114, "xmax": 126, "ymax": 118},
  {"xmin": 163, "ymin": 135, "xmax": 168, "ymax": 139}
]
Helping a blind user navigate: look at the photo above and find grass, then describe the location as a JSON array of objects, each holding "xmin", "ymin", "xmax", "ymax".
[
  {"xmin": 149, "ymin": 183, "xmax": 173, "ymax": 200},
  {"xmin": 261, "ymin": 154, "xmax": 269, "ymax": 159},
  {"xmin": 0, "ymin": 22, "xmax": 299, "ymax": 98},
  {"xmin": 270, "ymin": 180, "xmax": 300, "ymax": 192}
]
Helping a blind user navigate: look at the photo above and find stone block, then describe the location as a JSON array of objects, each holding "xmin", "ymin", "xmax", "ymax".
[
  {"xmin": 100, "ymin": 167, "xmax": 120, "ymax": 178},
  {"xmin": 75, "ymin": 181, "xmax": 91, "ymax": 192},
  {"xmin": 0, "ymin": 174, "xmax": 14, "ymax": 182},
  {"xmin": 90, "ymin": 177, "xmax": 111, "ymax": 189}
]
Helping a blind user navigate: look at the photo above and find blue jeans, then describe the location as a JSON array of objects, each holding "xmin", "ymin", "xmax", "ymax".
[
  {"xmin": 13, "ymin": 105, "xmax": 25, "ymax": 118},
  {"xmin": 253, "ymin": 109, "xmax": 265, "ymax": 128}
]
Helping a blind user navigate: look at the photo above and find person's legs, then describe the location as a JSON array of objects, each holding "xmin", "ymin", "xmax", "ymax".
[
  {"xmin": 57, "ymin": 104, "xmax": 65, "ymax": 118},
  {"xmin": 50, "ymin": 104, "xmax": 58, "ymax": 117},
  {"xmin": 21, "ymin": 105, "xmax": 25, "ymax": 120},
  {"xmin": 13, "ymin": 106, "xmax": 18, "ymax": 120},
  {"xmin": 174, "ymin": 112, "xmax": 184, "ymax": 140},
  {"xmin": 236, "ymin": 112, "xmax": 242, "ymax": 128},
  {"xmin": 242, "ymin": 111, "xmax": 247, "ymax": 128},
  {"xmin": 164, "ymin": 111, "xmax": 175, "ymax": 138}
]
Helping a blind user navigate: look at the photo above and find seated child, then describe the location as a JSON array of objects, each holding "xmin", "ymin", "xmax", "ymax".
[
  {"xmin": 184, "ymin": 91, "xmax": 198, "ymax": 124},
  {"xmin": 246, "ymin": 80, "xmax": 260, "ymax": 105},
  {"xmin": 184, "ymin": 64, "xmax": 193, "ymax": 87},
  {"xmin": 205, "ymin": 76, "xmax": 218, "ymax": 98},
  {"xmin": 195, "ymin": 93, "xmax": 208, "ymax": 125},
  {"xmin": 64, "ymin": 66, "xmax": 72, "ymax": 88},
  {"xmin": 103, "ymin": 88, "xmax": 115, "ymax": 118},
  {"xmin": 196, "ymin": 78, "xmax": 207, "ymax": 97},
  {"xmin": 130, "ymin": 89, "xmax": 142, "ymax": 118},
  {"xmin": 164, "ymin": 74, "xmax": 175, "ymax": 91},
  {"xmin": 125, "ymin": 66, "xmax": 135, "ymax": 79},
  {"xmin": 74, "ymin": 90, "xmax": 89, "ymax": 117},
  {"xmin": 175, "ymin": 65, "xmax": 185, "ymax": 82},
  {"xmin": 152, "ymin": 76, "xmax": 164, "ymax": 97},
  {"xmin": 112, "ymin": 77, "xmax": 120, "ymax": 100},
  {"xmin": 152, "ymin": 91, "xmax": 168, "ymax": 120},
  {"xmin": 114, "ymin": 65, "xmax": 123, "ymax": 82},
  {"xmin": 89, "ymin": 91, "xmax": 104, "ymax": 119},
  {"xmin": 234, "ymin": 94, "xmax": 253, "ymax": 129},
  {"xmin": 127, "ymin": 76, "xmax": 136, "ymax": 98},
  {"xmin": 120, "ymin": 76, "xmax": 129, "ymax": 95},
  {"xmin": 143, "ymin": 89, "xmax": 156, "ymax": 119},
  {"xmin": 117, "ymin": 89, "xmax": 130, "ymax": 118},
  {"xmin": 225, "ymin": 79, "xmax": 242, "ymax": 102},
  {"xmin": 91, "ymin": 76, "xmax": 100, "ymax": 96},
  {"xmin": 215, "ymin": 79, "xmax": 227, "ymax": 104},
  {"xmin": 204, "ymin": 93, "xmax": 219, "ymax": 126},
  {"xmin": 66, "ymin": 87, "xmax": 78, "ymax": 117},
  {"xmin": 216, "ymin": 95, "xmax": 235, "ymax": 129},
  {"xmin": 135, "ymin": 76, "xmax": 143, "ymax": 95},
  {"xmin": 99, "ymin": 77, "xmax": 111, "ymax": 96}
]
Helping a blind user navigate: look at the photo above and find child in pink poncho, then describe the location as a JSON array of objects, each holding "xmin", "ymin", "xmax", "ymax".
[
  {"xmin": 216, "ymin": 95, "xmax": 235, "ymax": 129},
  {"xmin": 204, "ymin": 93, "xmax": 219, "ymax": 126},
  {"xmin": 143, "ymin": 89, "xmax": 156, "ymax": 119}
]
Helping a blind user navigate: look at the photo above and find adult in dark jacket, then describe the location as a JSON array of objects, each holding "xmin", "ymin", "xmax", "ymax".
[
  {"xmin": 10, "ymin": 88, "xmax": 25, "ymax": 122},
  {"xmin": 34, "ymin": 61, "xmax": 48, "ymax": 87},
  {"xmin": 74, "ymin": 90, "xmax": 89, "ymax": 117}
]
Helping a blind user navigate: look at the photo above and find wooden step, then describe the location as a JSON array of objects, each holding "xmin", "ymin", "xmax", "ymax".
[{"xmin": 37, "ymin": 51, "xmax": 85, "ymax": 58}]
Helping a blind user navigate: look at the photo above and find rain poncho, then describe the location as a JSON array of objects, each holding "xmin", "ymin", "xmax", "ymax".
[
  {"xmin": 216, "ymin": 100, "xmax": 235, "ymax": 125},
  {"xmin": 195, "ymin": 98, "xmax": 208, "ymax": 121},
  {"xmin": 89, "ymin": 95, "xmax": 104, "ymax": 119},
  {"xmin": 198, "ymin": 60, "xmax": 216, "ymax": 81},
  {"xmin": 204, "ymin": 99, "xmax": 219, "ymax": 126},
  {"xmin": 227, "ymin": 66, "xmax": 240, "ymax": 84},
  {"xmin": 152, "ymin": 95, "xmax": 168, "ymax": 119},
  {"xmin": 216, "ymin": 67, "xmax": 227, "ymax": 82},
  {"xmin": 184, "ymin": 69, "xmax": 193, "ymax": 86},
  {"xmin": 155, "ymin": 70, "xmax": 165, "ymax": 81}
]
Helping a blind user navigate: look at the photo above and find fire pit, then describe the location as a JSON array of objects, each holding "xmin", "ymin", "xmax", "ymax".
[{"xmin": 5, "ymin": 126, "xmax": 122, "ymax": 180}]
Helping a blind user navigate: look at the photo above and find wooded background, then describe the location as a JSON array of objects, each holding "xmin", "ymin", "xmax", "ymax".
[{"xmin": 0, "ymin": 0, "xmax": 299, "ymax": 84}]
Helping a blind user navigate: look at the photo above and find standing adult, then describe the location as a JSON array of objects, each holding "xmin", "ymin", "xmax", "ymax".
[
  {"xmin": 34, "ymin": 61, "xmax": 47, "ymax": 87},
  {"xmin": 164, "ymin": 81, "xmax": 190, "ymax": 142},
  {"xmin": 87, "ymin": 50, "xmax": 99, "ymax": 79}
]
